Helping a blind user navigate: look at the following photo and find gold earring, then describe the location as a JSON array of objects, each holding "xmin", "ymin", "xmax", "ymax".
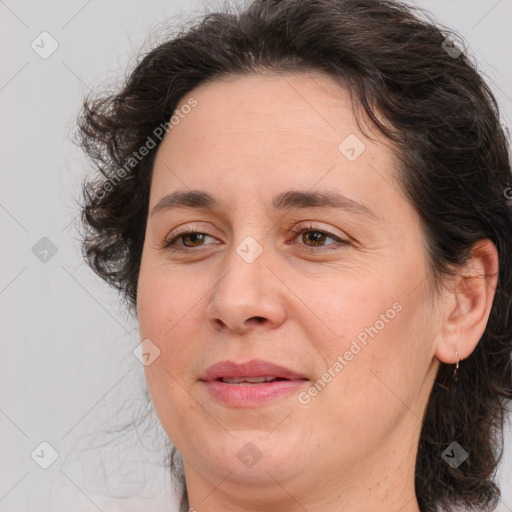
[{"xmin": 453, "ymin": 350, "xmax": 460, "ymax": 382}]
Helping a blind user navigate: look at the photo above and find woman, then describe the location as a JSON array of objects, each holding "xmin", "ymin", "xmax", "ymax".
[{"xmin": 77, "ymin": 0, "xmax": 512, "ymax": 510}]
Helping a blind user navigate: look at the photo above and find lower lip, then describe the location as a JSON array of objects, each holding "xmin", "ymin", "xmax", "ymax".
[{"xmin": 202, "ymin": 379, "xmax": 308, "ymax": 407}]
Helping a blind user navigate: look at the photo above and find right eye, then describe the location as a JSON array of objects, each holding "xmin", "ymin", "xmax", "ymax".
[{"xmin": 162, "ymin": 228, "xmax": 220, "ymax": 252}]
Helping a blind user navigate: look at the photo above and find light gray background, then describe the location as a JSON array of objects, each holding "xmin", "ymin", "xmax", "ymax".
[{"xmin": 1, "ymin": 1, "xmax": 511, "ymax": 511}]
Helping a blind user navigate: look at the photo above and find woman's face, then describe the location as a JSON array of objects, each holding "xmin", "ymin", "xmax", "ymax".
[{"xmin": 137, "ymin": 72, "xmax": 441, "ymax": 505}]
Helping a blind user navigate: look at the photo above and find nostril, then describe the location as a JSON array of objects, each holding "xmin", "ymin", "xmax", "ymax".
[
  {"xmin": 213, "ymin": 319, "xmax": 227, "ymax": 330},
  {"xmin": 249, "ymin": 316, "xmax": 266, "ymax": 324}
]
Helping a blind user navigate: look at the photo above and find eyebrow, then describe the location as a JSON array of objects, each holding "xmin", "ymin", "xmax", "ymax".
[{"xmin": 150, "ymin": 189, "xmax": 379, "ymax": 220}]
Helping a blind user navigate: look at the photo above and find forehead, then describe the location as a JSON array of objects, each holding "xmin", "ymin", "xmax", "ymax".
[
  {"xmin": 165, "ymin": 71, "xmax": 358, "ymax": 156},
  {"xmin": 151, "ymin": 71, "xmax": 400, "ymax": 214}
]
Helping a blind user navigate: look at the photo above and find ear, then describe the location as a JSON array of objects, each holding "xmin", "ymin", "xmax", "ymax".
[{"xmin": 434, "ymin": 239, "xmax": 499, "ymax": 365}]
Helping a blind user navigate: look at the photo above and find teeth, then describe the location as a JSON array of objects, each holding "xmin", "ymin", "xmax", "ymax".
[{"xmin": 220, "ymin": 376, "xmax": 279, "ymax": 384}]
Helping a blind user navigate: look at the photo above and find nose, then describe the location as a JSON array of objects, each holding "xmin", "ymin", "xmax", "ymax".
[{"xmin": 205, "ymin": 240, "xmax": 287, "ymax": 334}]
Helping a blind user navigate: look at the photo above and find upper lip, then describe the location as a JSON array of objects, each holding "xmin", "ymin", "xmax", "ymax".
[{"xmin": 200, "ymin": 359, "xmax": 308, "ymax": 382}]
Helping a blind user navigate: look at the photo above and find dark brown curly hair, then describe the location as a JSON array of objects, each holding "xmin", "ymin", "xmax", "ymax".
[{"xmin": 76, "ymin": 1, "xmax": 512, "ymax": 511}]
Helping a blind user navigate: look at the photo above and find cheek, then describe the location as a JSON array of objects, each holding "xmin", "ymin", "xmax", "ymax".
[
  {"xmin": 137, "ymin": 261, "xmax": 203, "ymax": 340},
  {"xmin": 138, "ymin": 281, "xmax": 204, "ymax": 446},
  {"xmin": 312, "ymin": 292, "xmax": 434, "ymax": 440},
  {"xmin": 302, "ymin": 265, "xmax": 434, "ymax": 420},
  {"xmin": 300, "ymin": 272, "xmax": 400, "ymax": 354},
  {"xmin": 137, "ymin": 264, "xmax": 203, "ymax": 412},
  {"xmin": 143, "ymin": 361, "xmax": 213, "ymax": 451}
]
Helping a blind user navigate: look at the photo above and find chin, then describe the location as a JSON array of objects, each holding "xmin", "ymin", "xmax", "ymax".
[{"xmin": 194, "ymin": 430, "xmax": 314, "ymax": 483}]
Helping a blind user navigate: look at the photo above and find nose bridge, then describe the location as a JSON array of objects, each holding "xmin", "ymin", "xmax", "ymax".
[
  {"xmin": 217, "ymin": 233, "xmax": 269, "ymax": 304},
  {"xmin": 206, "ymin": 232, "xmax": 286, "ymax": 332}
]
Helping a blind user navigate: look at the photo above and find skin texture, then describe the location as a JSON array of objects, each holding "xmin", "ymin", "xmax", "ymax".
[{"xmin": 136, "ymin": 71, "xmax": 498, "ymax": 512}]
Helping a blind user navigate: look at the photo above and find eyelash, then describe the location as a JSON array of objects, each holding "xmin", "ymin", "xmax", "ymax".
[{"xmin": 161, "ymin": 223, "xmax": 348, "ymax": 253}]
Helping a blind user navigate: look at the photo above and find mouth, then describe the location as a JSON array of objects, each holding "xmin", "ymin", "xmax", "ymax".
[
  {"xmin": 199, "ymin": 359, "xmax": 309, "ymax": 406},
  {"xmin": 200, "ymin": 359, "xmax": 309, "ymax": 383},
  {"xmin": 217, "ymin": 376, "xmax": 292, "ymax": 385}
]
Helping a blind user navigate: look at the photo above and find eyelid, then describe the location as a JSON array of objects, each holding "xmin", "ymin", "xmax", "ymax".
[
  {"xmin": 163, "ymin": 220, "xmax": 218, "ymax": 239},
  {"xmin": 289, "ymin": 221, "xmax": 347, "ymax": 240}
]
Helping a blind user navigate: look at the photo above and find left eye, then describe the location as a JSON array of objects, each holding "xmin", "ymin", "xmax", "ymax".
[{"xmin": 290, "ymin": 227, "xmax": 346, "ymax": 248}]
